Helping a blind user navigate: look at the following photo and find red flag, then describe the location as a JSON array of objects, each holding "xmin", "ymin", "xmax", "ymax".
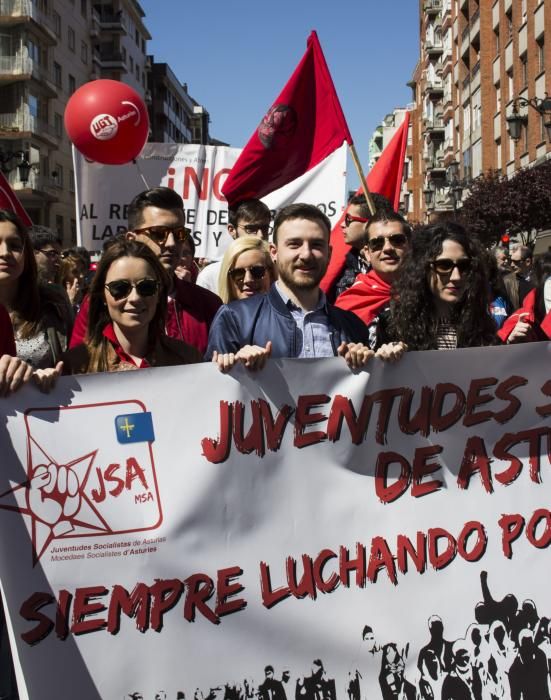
[
  {"xmin": 0, "ymin": 170, "xmax": 32, "ymax": 226},
  {"xmin": 320, "ymin": 111, "xmax": 410, "ymax": 294},
  {"xmin": 222, "ymin": 31, "xmax": 352, "ymax": 206}
]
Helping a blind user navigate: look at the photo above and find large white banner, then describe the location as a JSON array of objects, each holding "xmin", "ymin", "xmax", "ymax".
[
  {"xmin": 1, "ymin": 343, "xmax": 551, "ymax": 699},
  {"xmin": 73, "ymin": 144, "xmax": 347, "ymax": 258}
]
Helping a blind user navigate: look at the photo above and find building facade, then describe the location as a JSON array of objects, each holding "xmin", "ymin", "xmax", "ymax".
[
  {"xmin": 147, "ymin": 63, "xmax": 213, "ymax": 146},
  {"xmin": 0, "ymin": 0, "xmax": 150, "ymax": 244},
  {"xmin": 406, "ymin": 0, "xmax": 551, "ymax": 222}
]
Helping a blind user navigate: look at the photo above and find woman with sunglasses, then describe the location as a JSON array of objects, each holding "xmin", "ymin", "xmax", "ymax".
[
  {"xmin": 218, "ymin": 236, "xmax": 275, "ymax": 304},
  {"xmin": 62, "ymin": 239, "xmax": 202, "ymax": 374},
  {"xmin": 373, "ymin": 222, "xmax": 497, "ymax": 356}
]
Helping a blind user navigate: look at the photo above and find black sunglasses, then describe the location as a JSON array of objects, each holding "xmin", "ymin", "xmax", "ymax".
[
  {"xmin": 132, "ymin": 226, "xmax": 191, "ymax": 245},
  {"xmin": 104, "ymin": 277, "xmax": 160, "ymax": 301},
  {"xmin": 366, "ymin": 233, "xmax": 408, "ymax": 252},
  {"xmin": 430, "ymin": 258, "xmax": 472, "ymax": 275},
  {"xmin": 228, "ymin": 265, "xmax": 267, "ymax": 284}
]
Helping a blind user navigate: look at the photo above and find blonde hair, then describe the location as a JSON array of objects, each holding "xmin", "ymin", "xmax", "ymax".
[{"xmin": 218, "ymin": 236, "xmax": 274, "ymax": 303}]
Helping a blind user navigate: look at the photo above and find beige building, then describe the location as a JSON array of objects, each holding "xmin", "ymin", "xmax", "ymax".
[
  {"xmin": 0, "ymin": 0, "xmax": 150, "ymax": 244},
  {"xmin": 406, "ymin": 0, "xmax": 551, "ymax": 222}
]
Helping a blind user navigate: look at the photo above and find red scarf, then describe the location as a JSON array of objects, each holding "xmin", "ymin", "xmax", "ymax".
[{"xmin": 334, "ymin": 269, "xmax": 392, "ymax": 325}]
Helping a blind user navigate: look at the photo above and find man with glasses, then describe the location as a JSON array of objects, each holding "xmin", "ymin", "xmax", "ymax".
[
  {"xmin": 206, "ymin": 203, "xmax": 373, "ymax": 370},
  {"xmin": 29, "ymin": 229, "xmax": 62, "ymax": 285},
  {"xmin": 335, "ymin": 210, "xmax": 411, "ymax": 348},
  {"xmin": 70, "ymin": 187, "xmax": 221, "ymax": 354},
  {"xmin": 503, "ymin": 244, "xmax": 534, "ymax": 310},
  {"xmin": 332, "ymin": 193, "xmax": 394, "ymax": 300},
  {"xmin": 196, "ymin": 198, "xmax": 272, "ymax": 293}
]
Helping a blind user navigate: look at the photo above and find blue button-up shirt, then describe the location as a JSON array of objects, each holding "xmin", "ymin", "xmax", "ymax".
[{"xmin": 274, "ymin": 282, "xmax": 335, "ymax": 358}]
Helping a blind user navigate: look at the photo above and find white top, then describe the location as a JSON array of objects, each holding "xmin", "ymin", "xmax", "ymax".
[{"xmin": 196, "ymin": 260, "xmax": 222, "ymax": 294}]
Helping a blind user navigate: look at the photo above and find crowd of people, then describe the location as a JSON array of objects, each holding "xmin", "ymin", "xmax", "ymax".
[
  {"xmin": 0, "ymin": 187, "xmax": 548, "ymax": 698},
  {"xmin": 0, "ymin": 185, "xmax": 546, "ymax": 395}
]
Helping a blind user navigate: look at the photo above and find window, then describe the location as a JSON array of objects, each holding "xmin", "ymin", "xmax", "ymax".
[
  {"xmin": 68, "ymin": 26, "xmax": 75, "ymax": 52},
  {"xmin": 69, "ymin": 170, "xmax": 75, "ymax": 193},
  {"xmin": 141, "ymin": 37, "xmax": 146, "ymax": 53},
  {"xmin": 135, "ymin": 65, "xmax": 139, "ymax": 81},
  {"xmin": 541, "ymin": 113, "xmax": 547, "ymax": 143},
  {"xmin": 506, "ymin": 11, "xmax": 513, "ymax": 40},
  {"xmin": 53, "ymin": 164, "xmax": 63, "ymax": 187},
  {"xmin": 81, "ymin": 40, "xmax": 88, "ymax": 64},
  {"xmin": 129, "ymin": 55, "xmax": 133, "ymax": 71},
  {"xmin": 27, "ymin": 39, "xmax": 39, "ymax": 62},
  {"xmin": 28, "ymin": 94, "xmax": 38, "ymax": 118},
  {"xmin": 521, "ymin": 54, "xmax": 528, "ymax": 87},
  {"xmin": 507, "ymin": 70, "xmax": 513, "ymax": 101},
  {"xmin": 495, "ymin": 82, "xmax": 501, "ymax": 113},
  {"xmin": 68, "ymin": 74, "xmax": 76, "ymax": 95},
  {"xmin": 135, "ymin": 29, "xmax": 139, "ymax": 46},
  {"xmin": 55, "ymin": 215, "xmax": 64, "ymax": 239},
  {"xmin": 472, "ymin": 89, "xmax": 481, "ymax": 130},
  {"xmin": 54, "ymin": 112, "xmax": 62, "ymax": 138},
  {"xmin": 53, "ymin": 11, "xmax": 61, "ymax": 36},
  {"xmin": 81, "ymin": 0, "xmax": 86, "ymax": 16},
  {"xmin": 494, "ymin": 27, "xmax": 499, "ymax": 54},
  {"xmin": 496, "ymin": 139, "xmax": 502, "ymax": 170},
  {"xmin": 537, "ymin": 38, "xmax": 545, "ymax": 74},
  {"xmin": 70, "ymin": 219, "xmax": 77, "ymax": 245},
  {"xmin": 53, "ymin": 61, "xmax": 62, "ymax": 88}
]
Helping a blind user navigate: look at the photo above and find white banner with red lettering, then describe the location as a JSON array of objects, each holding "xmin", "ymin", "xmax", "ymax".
[
  {"xmin": 73, "ymin": 143, "xmax": 347, "ymax": 258},
  {"xmin": 1, "ymin": 343, "xmax": 551, "ymax": 700}
]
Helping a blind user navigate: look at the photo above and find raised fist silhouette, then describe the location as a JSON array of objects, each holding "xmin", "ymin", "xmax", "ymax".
[{"xmin": 27, "ymin": 462, "xmax": 81, "ymax": 536}]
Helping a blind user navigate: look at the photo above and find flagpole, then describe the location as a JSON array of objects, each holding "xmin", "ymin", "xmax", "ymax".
[{"xmin": 348, "ymin": 143, "xmax": 376, "ymax": 216}]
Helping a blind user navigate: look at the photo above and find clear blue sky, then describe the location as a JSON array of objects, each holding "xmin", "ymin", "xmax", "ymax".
[{"xmin": 140, "ymin": 2, "xmax": 420, "ymax": 186}]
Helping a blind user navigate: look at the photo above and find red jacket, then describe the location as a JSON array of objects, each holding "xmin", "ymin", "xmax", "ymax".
[
  {"xmin": 0, "ymin": 304, "xmax": 15, "ymax": 356},
  {"xmin": 497, "ymin": 288, "xmax": 551, "ymax": 343},
  {"xmin": 70, "ymin": 278, "xmax": 221, "ymax": 354}
]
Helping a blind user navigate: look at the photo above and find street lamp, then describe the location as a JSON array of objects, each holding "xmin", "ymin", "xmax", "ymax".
[
  {"xmin": 506, "ymin": 95, "xmax": 551, "ymax": 143},
  {"xmin": 0, "ymin": 149, "xmax": 27, "ymax": 175},
  {"xmin": 446, "ymin": 160, "xmax": 470, "ymax": 214}
]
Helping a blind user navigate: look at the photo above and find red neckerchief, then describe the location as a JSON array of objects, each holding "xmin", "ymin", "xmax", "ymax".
[
  {"xmin": 334, "ymin": 269, "xmax": 392, "ymax": 325},
  {"xmin": 102, "ymin": 323, "xmax": 150, "ymax": 369}
]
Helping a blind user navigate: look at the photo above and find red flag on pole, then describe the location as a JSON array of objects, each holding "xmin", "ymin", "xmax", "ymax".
[
  {"xmin": 320, "ymin": 111, "xmax": 410, "ymax": 294},
  {"xmin": 0, "ymin": 170, "xmax": 32, "ymax": 226},
  {"xmin": 222, "ymin": 31, "xmax": 352, "ymax": 207}
]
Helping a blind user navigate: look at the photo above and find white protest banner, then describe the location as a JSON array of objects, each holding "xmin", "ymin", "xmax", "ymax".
[
  {"xmin": 73, "ymin": 144, "xmax": 347, "ymax": 258},
  {"xmin": 1, "ymin": 343, "xmax": 551, "ymax": 700}
]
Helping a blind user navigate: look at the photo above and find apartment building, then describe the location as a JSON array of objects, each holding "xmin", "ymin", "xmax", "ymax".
[
  {"xmin": 407, "ymin": 0, "xmax": 551, "ymax": 222},
  {"xmin": 147, "ymin": 62, "xmax": 214, "ymax": 146},
  {"xmin": 368, "ymin": 108, "xmax": 412, "ymax": 215},
  {"xmin": 0, "ymin": 0, "xmax": 150, "ymax": 244}
]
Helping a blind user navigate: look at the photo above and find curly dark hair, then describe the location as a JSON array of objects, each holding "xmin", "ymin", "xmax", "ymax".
[{"xmin": 386, "ymin": 221, "xmax": 498, "ymax": 350}]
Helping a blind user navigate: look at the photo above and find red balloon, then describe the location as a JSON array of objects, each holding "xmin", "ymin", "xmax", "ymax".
[{"xmin": 64, "ymin": 80, "xmax": 149, "ymax": 165}]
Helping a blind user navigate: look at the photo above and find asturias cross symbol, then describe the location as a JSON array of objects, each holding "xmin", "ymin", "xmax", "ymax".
[{"xmin": 120, "ymin": 417, "xmax": 135, "ymax": 439}]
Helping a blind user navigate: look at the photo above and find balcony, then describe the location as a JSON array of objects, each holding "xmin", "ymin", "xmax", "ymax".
[
  {"xmin": 426, "ymin": 78, "xmax": 444, "ymax": 100},
  {"xmin": 461, "ymin": 26, "xmax": 470, "ymax": 58},
  {"xmin": 471, "ymin": 61, "xmax": 480, "ymax": 92},
  {"xmin": 91, "ymin": 7, "xmax": 126, "ymax": 33},
  {"xmin": 425, "ymin": 116, "xmax": 446, "ymax": 138},
  {"xmin": 0, "ymin": 0, "xmax": 57, "ymax": 44},
  {"xmin": 12, "ymin": 171, "xmax": 59, "ymax": 202},
  {"xmin": 426, "ymin": 40, "xmax": 444, "ymax": 59},
  {"xmin": 0, "ymin": 55, "xmax": 57, "ymax": 95},
  {"xmin": 0, "ymin": 110, "xmax": 59, "ymax": 146},
  {"xmin": 424, "ymin": 0, "xmax": 442, "ymax": 15},
  {"xmin": 92, "ymin": 49, "xmax": 126, "ymax": 70}
]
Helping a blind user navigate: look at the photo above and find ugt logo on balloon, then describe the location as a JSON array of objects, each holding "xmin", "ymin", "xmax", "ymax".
[
  {"xmin": 90, "ymin": 113, "xmax": 119, "ymax": 140},
  {"xmin": 0, "ymin": 400, "xmax": 162, "ymax": 565}
]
